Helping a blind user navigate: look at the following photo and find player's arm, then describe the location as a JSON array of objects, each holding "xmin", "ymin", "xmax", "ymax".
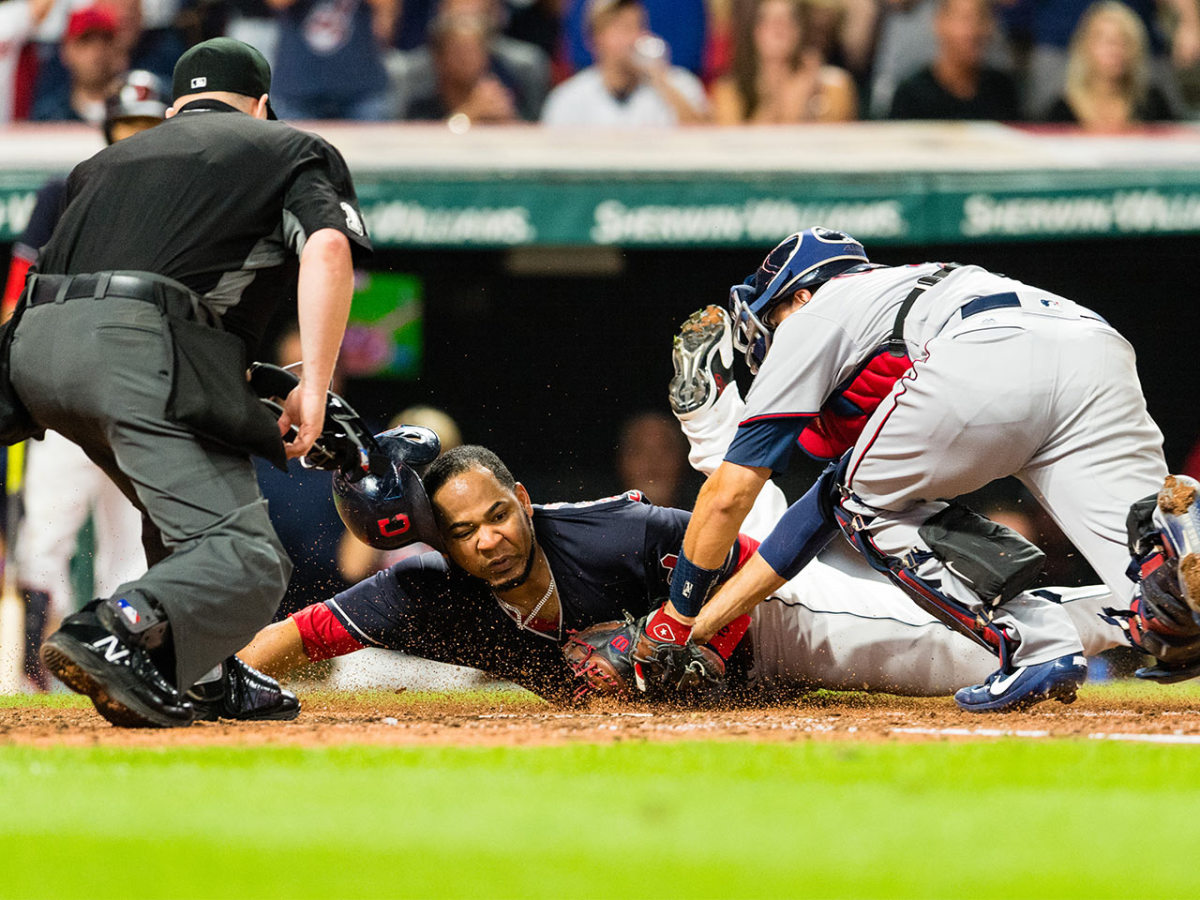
[
  {"xmin": 238, "ymin": 618, "xmax": 312, "ymax": 679},
  {"xmin": 664, "ymin": 460, "xmax": 771, "ymax": 625},
  {"xmin": 279, "ymin": 135, "xmax": 372, "ymax": 458},
  {"xmin": 282, "ymin": 228, "xmax": 353, "ymax": 459},
  {"xmin": 644, "ymin": 67, "xmax": 710, "ymax": 124},
  {"xmin": 691, "ymin": 554, "xmax": 783, "ymax": 644},
  {"xmin": 692, "ymin": 460, "xmax": 842, "ymax": 642}
]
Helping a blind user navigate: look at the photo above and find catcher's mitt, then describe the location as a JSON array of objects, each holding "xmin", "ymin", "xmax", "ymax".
[
  {"xmin": 562, "ymin": 620, "xmax": 641, "ymax": 703},
  {"xmin": 561, "ymin": 617, "xmax": 730, "ymax": 704}
]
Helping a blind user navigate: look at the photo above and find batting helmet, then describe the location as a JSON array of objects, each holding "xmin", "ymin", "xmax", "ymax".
[
  {"xmin": 729, "ymin": 227, "xmax": 869, "ymax": 372},
  {"xmin": 104, "ymin": 70, "xmax": 168, "ymax": 144},
  {"xmin": 333, "ymin": 425, "xmax": 445, "ymax": 552}
]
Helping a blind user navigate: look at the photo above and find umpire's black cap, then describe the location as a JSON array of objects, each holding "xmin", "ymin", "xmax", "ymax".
[{"xmin": 172, "ymin": 37, "xmax": 277, "ymax": 119}]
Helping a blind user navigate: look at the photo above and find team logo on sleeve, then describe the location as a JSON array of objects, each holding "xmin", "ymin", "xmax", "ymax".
[{"xmin": 340, "ymin": 202, "xmax": 365, "ymax": 236}]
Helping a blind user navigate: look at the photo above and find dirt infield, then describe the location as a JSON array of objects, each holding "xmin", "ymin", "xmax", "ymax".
[{"xmin": 4, "ymin": 688, "xmax": 1200, "ymax": 747}]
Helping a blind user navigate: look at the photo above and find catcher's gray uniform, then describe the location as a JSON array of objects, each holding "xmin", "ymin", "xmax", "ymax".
[{"xmin": 734, "ymin": 263, "xmax": 1166, "ymax": 666}]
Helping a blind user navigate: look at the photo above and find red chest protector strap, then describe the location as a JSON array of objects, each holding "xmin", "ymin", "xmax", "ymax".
[
  {"xmin": 797, "ymin": 350, "xmax": 912, "ymax": 460},
  {"xmin": 798, "ymin": 263, "xmax": 962, "ymax": 461}
]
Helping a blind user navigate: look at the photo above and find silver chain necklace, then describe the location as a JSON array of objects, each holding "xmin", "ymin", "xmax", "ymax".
[{"xmin": 496, "ymin": 567, "xmax": 558, "ymax": 636}]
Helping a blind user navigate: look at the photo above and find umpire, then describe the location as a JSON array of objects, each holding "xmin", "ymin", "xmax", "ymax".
[{"xmin": 3, "ymin": 38, "xmax": 371, "ymax": 727}]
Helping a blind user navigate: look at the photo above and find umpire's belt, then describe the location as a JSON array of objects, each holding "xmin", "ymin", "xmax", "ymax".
[{"xmin": 26, "ymin": 272, "xmax": 210, "ymax": 325}]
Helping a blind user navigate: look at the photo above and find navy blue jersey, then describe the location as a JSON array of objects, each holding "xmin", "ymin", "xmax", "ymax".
[
  {"xmin": 14, "ymin": 179, "xmax": 69, "ymax": 262},
  {"xmin": 323, "ymin": 492, "xmax": 737, "ymax": 700}
]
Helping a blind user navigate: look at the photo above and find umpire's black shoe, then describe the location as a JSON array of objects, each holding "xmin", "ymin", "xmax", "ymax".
[
  {"xmin": 40, "ymin": 603, "xmax": 194, "ymax": 729},
  {"xmin": 187, "ymin": 656, "xmax": 300, "ymax": 722}
]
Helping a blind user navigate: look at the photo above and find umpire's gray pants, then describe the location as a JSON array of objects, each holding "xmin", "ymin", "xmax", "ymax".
[{"xmin": 10, "ymin": 297, "xmax": 292, "ymax": 688}]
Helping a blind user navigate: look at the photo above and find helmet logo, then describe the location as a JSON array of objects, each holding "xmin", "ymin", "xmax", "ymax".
[{"xmin": 377, "ymin": 514, "xmax": 411, "ymax": 537}]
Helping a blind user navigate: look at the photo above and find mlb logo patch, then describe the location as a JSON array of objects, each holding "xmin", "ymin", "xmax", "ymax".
[
  {"xmin": 191, "ymin": 76, "xmax": 207, "ymax": 89},
  {"xmin": 116, "ymin": 598, "xmax": 140, "ymax": 626}
]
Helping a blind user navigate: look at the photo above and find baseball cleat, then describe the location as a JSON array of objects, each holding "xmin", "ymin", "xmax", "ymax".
[
  {"xmin": 40, "ymin": 604, "xmax": 194, "ymax": 728},
  {"xmin": 1153, "ymin": 474, "xmax": 1200, "ymax": 614},
  {"xmin": 187, "ymin": 656, "xmax": 300, "ymax": 722},
  {"xmin": 953, "ymin": 653, "xmax": 1087, "ymax": 713},
  {"xmin": 669, "ymin": 305, "xmax": 734, "ymax": 419}
]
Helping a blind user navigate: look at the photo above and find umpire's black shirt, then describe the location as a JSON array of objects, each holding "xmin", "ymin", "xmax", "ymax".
[{"xmin": 36, "ymin": 99, "xmax": 372, "ymax": 354}]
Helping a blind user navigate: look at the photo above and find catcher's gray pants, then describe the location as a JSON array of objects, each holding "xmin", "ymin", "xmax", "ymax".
[
  {"xmin": 843, "ymin": 308, "xmax": 1166, "ymax": 666},
  {"xmin": 10, "ymin": 296, "xmax": 291, "ymax": 688}
]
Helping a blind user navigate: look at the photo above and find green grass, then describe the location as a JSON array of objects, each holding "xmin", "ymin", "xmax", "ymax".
[{"xmin": 2, "ymin": 738, "xmax": 1199, "ymax": 899}]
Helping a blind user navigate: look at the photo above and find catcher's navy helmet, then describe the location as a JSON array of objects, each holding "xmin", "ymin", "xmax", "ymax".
[
  {"xmin": 729, "ymin": 227, "xmax": 868, "ymax": 372},
  {"xmin": 333, "ymin": 425, "xmax": 444, "ymax": 551},
  {"xmin": 103, "ymin": 70, "xmax": 167, "ymax": 144}
]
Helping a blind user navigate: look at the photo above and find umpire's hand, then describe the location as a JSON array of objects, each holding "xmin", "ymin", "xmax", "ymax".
[{"xmin": 279, "ymin": 383, "xmax": 328, "ymax": 459}]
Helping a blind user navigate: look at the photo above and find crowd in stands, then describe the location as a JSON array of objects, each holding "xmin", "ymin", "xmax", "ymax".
[{"xmin": 3, "ymin": 0, "xmax": 1200, "ymax": 131}]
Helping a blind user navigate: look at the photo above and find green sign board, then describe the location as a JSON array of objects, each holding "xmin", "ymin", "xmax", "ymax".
[{"xmin": 6, "ymin": 168, "xmax": 1200, "ymax": 248}]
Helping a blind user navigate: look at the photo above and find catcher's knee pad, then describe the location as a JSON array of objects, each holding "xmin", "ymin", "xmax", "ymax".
[
  {"xmin": 833, "ymin": 502, "xmax": 1010, "ymax": 658},
  {"xmin": 916, "ymin": 502, "xmax": 1046, "ymax": 607}
]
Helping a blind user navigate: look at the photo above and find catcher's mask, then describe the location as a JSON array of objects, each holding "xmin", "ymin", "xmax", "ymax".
[
  {"xmin": 333, "ymin": 425, "xmax": 444, "ymax": 552},
  {"xmin": 730, "ymin": 227, "xmax": 868, "ymax": 373}
]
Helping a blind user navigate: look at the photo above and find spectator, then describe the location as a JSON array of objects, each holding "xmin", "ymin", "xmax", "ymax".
[
  {"xmin": 1008, "ymin": 0, "xmax": 1198, "ymax": 119},
  {"xmin": 888, "ymin": 0, "xmax": 1020, "ymax": 120},
  {"xmin": 0, "ymin": 0, "xmax": 53, "ymax": 125},
  {"xmin": 29, "ymin": 0, "xmax": 186, "ymax": 123},
  {"xmin": 31, "ymin": 4, "xmax": 123, "ymax": 124},
  {"xmin": 106, "ymin": 0, "xmax": 186, "ymax": 83},
  {"xmin": 541, "ymin": 0, "xmax": 708, "ymax": 126},
  {"xmin": 1042, "ymin": 0, "xmax": 1173, "ymax": 128},
  {"xmin": 267, "ymin": 0, "xmax": 396, "ymax": 119},
  {"xmin": 390, "ymin": 10, "xmax": 533, "ymax": 121},
  {"xmin": 224, "ymin": 0, "xmax": 283, "ymax": 66},
  {"xmin": 868, "ymin": 0, "xmax": 1014, "ymax": 119},
  {"xmin": 803, "ymin": 0, "xmax": 879, "ymax": 81},
  {"xmin": 390, "ymin": 1, "xmax": 551, "ymax": 111},
  {"xmin": 710, "ymin": 0, "xmax": 857, "ymax": 124},
  {"xmin": 451, "ymin": 0, "xmax": 551, "ymax": 114},
  {"xmin": 614, "ymin": 410, "xmax": 691, "ymax": 508},
  {"xmin": 505, "ymin": 0, "xmax": 562, "ymax": 60},
  {"xmin": 561, "ymin": 0, "xmax": 707, "ymax": 76}
]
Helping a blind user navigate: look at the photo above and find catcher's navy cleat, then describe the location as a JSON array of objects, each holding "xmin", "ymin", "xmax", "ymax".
[
  {"xmin": 669, "ymin": 305, "xmax": 734, "ymax": 419},
  {"xmin": 954, "ymin": 653, "xmax": 1087, "ymax": 713},
  {"xmin": 1153, "ymin": 474, "xmax": 1200, "ymax": 616},
  {"xmin": 40, "ymin": 602, "xmax": 194, "ymax": 728},
  {"xmin": 188, "ymin": 656, "xmax": 300, "ymax": 722}
]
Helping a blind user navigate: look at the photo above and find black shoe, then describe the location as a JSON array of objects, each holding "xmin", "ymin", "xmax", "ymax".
[
  {"xmin": 40, "ymin": 605, "xmax": 194, "ymax": 729},
  {"xmin": 187, "ymin": 656, "xmax": 300, "ymax": 722}
]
